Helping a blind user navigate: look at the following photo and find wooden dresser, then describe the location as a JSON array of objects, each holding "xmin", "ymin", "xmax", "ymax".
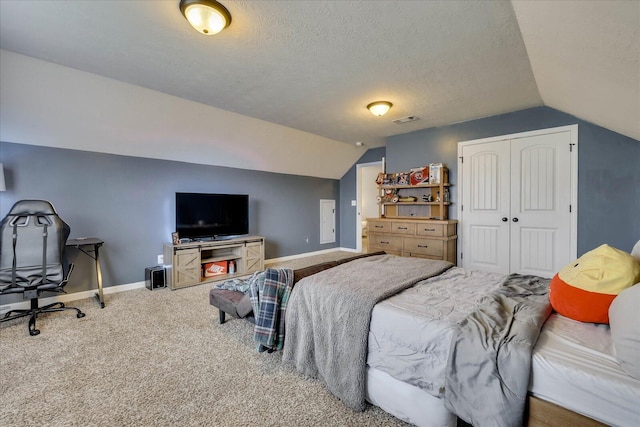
[{"xmin": 367, "ymin": 218, "xmax": 457, "ymax": 265}]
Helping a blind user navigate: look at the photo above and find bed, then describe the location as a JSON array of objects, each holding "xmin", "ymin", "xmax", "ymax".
[{"xmin": 280, "ymin": 246, "xmax": 640, "ymax": 427}]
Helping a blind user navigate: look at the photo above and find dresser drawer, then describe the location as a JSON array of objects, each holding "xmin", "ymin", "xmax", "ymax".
[
  {"xmin": 391, "ymin": 222, "xmax": 416, "ymax": 235},
  {"xmin": 368, "ymin": 221, "xmax": 391, "ymax": 233},
  {"xmin": 403, "ymin": 238, "xmax": 444, "ymax": 258},
  {"xmin": 369, "ymin": 234, "xmax": 403, "ymax": 252},
  {"xmin": 416, "ymin": 223, "xmax": 445, "ymax": 237}
]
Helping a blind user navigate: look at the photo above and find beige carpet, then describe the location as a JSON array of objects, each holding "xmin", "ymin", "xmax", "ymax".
[{"xmin": 0, "ymin": 251, "xmax": 410, "ymax": 427}]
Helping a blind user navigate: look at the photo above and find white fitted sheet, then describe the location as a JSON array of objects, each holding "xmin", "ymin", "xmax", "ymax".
[
  {"xmin": 366, "ymin": 367, "xmax": 455, "ymax": 427},
  {"xmin": 530, "ymin": 313, "xmax": 640, "ymax": 427}
]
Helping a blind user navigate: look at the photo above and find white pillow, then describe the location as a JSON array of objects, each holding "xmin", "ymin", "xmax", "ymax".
[
  {"xmin": 609, "ymin": 284, "xmax": 640, "ymax": 379},
  {"xmin": 631, "ymin": 240, "xmax": 640, "ymax": 262}
]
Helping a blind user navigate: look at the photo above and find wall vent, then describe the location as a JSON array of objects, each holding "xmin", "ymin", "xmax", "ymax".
[{"xmin": 393, "ymin": 116, "xmax": 420, "ymax": 124}]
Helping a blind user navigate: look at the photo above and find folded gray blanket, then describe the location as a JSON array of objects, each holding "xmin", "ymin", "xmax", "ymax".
[{"xmin": 282, "ymin": 254, "xmax": 452, "ymax": 411}]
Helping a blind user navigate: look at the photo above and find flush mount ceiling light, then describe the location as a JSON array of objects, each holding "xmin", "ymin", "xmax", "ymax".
[
  {"xmin": 180, "ymin": 0, "xmax": 231, "ymax": 35},
  {"xmin": 367, "ymin": 101, "xmax": 393, "ymax": 117}
]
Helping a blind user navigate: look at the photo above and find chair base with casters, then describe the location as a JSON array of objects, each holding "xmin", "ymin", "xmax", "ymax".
[
  {"xmin": 0, "ymin": 264, "xmax": 85, "ymax": 336},
  {"xmin": 1, "ymin": 294, "xmax": 86, "ymax": 336},
  {"xmin": 0, "ymin": 199, "xmax": 86, "ymax": 336}
]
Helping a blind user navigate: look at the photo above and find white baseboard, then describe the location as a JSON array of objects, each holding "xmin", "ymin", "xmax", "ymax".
[
  {"xmin": 1, "ymin": 247, "xmax": 359, "ymax": 315},
  {"xmin": 0, "ymin": 281, "xmax": 146, "ymax": 315},
  {"xmin": 265, "ymin": 247, "xmax": 358, "ymax": 265}
]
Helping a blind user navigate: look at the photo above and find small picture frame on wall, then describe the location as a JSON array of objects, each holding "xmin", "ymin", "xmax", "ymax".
[{"xmin": 172, "ymin": 232, "xmax": 180, "ymax": 245}]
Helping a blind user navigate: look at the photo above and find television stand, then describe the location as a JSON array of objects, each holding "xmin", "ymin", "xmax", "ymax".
[{"xmin": 163, "ymin": 235, "xmax": 264, "ymax": 290}]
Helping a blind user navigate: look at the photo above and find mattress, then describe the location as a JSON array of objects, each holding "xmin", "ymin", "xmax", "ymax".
[
  {"xmin": 366, "ymin": 366, "xmax": 455, "ymax": 427},
  {"xmin": 530, "ymin": 313, "xmax": 640, "ymax": 427},
  {"xmin": 367, "ymin": 267, "xmax": 505, "ymax": 397}
]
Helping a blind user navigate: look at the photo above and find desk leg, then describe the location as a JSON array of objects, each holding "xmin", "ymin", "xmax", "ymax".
[{"xmin": 94, "ymin": 244, "xmax": 105, "ymax": 308}]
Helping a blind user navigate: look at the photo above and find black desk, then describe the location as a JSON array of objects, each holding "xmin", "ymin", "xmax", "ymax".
[{"xmin": 66, "ymin": 238, "xmax": 105, "ymax": 308}]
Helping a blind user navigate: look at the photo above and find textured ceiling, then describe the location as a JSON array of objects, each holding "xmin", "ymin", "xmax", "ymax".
[{"xmin": 0, "ymin": 1, "xmax": 638, "ymax": 176}]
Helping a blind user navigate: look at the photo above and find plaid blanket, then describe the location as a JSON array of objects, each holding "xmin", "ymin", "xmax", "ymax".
[{"xmin": 248, "ymin": 268, "xmax": 294, "ymax": 352}]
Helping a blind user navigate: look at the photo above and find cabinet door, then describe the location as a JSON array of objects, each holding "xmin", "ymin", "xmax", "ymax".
[
  {"xmin": 174, "ymin": 248, "xmax": 200, "ymax": 288},
  {"xmin": 245, "ymin": 241, "xmax": 264, "ymax": 274}
]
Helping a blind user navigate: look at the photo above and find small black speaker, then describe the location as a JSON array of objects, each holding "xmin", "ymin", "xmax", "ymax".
[{"xmin": 145, "ymin": 266, "xmax": 166, "ymax": 290}]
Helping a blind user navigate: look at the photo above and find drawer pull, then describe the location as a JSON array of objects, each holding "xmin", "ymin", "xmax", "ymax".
[
  {"xmin": 381, "ymin": 241, "xmax": 390, "ymax": 244},
  {"xmin": 423, "ymin": 228, "xmax": 435, "ymax": 232},
  {"xmin": 375, "ymin": 225, "xmax": 384, "ymax": 228},
  {"xmin": 418, "ymin": 244, "xmax": 428, "ymax": 248},
  {"xmin": 398, "ymin": 227, "xmax": 408, "ymax": 230}
]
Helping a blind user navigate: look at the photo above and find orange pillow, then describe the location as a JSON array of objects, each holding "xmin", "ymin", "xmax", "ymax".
[{"xmin": 549, "ymin": 244, "xmax": 640, "ymax": 324}]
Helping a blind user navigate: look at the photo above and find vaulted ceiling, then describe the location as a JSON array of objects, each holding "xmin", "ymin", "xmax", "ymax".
[{"xmin": 0, "ymin": 1, "xmax": 638, "ymax": 179}]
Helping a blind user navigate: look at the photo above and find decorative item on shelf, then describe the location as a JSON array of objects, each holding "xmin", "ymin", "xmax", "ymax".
[
  {"xmin": 377, "ymin": 188, "xmax": 399, "ymax": 203},
  {"xmin": 172, "ymin": 232, "xmax": 180, "ymax": 245},
  {"xmin": 436, "ymin": 191, "xmax": 441, "ymax": 202},
  {"xmin": 410, "ymin": 166, "xmax": 429, "ymax": 185},
  {"xmin": 444, "ymin": 188, "xmax": 450, "ymax": 202},
  {"xmin": 422, "ymin": 194, "xmax": 433, "ymax": 202},
  {"xmin": 377, "ymin": 172, "xmax": 400, "ymax": 185},
  {"xmin": 429, "ymin": 163, "xmax": 445, "ymax": 184},
  {"xmin": 398, "ymin": 196, "xmax": 418, "ymax": 202},
  {"xmin": 204, "ymin": 261, "xmax": 228, "ymax": 277},
  {"xmin": 229, "ymin": 260, "xmax": 235, "ymax": 274},
  {"xmin": 397, "ymin": 172, "xmax": 410, "ymax": 186}
]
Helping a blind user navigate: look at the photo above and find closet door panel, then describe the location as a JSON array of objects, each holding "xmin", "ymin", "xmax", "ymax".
[
  {"xmin": 461, "ymin": 140, "xmax": 511, "ymax": 274},
  {"xmin": 511, "ymin": 131, "xmax": 572, "ymax": 277}
]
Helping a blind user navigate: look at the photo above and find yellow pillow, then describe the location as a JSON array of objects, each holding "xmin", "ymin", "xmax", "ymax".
[{"xmin": 549, "ymin": 244, "xmax": 640, "ymax": 324}]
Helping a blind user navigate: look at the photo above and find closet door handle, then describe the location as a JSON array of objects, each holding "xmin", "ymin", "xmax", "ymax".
[
  {"xmin": 501, "ymin": 217, "xmax": 508, "ymax": 222},
  {"xmin": 512, "ymin": 217, "xmax": 519, "ymax": 222}
]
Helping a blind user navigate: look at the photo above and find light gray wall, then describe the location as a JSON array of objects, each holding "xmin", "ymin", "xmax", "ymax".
[
  {"xmin": 383, "ymin": 107, "xmax": 640, "ymax": 255},
  {"xmin": 0, "ymin": 142, "xmax": 339, "ymax": 302}
]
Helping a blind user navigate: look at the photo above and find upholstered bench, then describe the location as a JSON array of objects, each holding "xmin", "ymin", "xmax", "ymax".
[
  {"xmin": 209, "ymin": 289, "xmax": 254, "ymax": 324},
  {"xmin": 209, "ymin": 251, "xmax": 385, "ymax": 324}
]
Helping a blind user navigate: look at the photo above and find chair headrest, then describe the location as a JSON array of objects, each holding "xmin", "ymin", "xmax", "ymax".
[{"xmin": 7, "ymin": 200, "xmax": 57, "ymax": 216}]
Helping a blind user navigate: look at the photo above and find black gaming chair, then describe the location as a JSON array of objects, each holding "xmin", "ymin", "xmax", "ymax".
[{"xmin": 0, "ymin": 200, "xmax": 85, "ymax": 335}]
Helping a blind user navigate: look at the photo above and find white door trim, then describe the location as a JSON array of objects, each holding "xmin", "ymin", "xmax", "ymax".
[
  {"xmin": 320, "ymin": 199, "xmax": 336, "ymax": 244},
  {"xmin": 457, "ymin": 124, "xmax": 578, "ymax": 267},
  {"xmin": 356, "ymin": 161, "xmax": 382, "ymax": 252}
]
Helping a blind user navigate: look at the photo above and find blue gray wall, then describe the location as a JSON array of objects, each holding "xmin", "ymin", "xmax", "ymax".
[
  {"xmin": 3, "ymin": 106, "xmax": 638, "ymax": 303},
  {"xmin": 339, "ymin": 147, "xmax": 386, "ymax": 248},
  {"xmin": 340, "ymin": 107, "xmax": 639, "ymax": 255},
  {"xmin": 0, "ymin": 142, "xmax": 339, "ymax": 302}
]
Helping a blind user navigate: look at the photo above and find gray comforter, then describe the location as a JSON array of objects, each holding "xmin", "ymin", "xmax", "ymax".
[
  {"xmin": 445, "ymin": 274, "xmax": 552, "ymax": 427},
  {"xmin": 282, "ymin": 254, "xmax": 452, "ymax": 411}
]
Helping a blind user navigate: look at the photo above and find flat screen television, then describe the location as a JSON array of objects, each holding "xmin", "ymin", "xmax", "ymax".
[{"xmin": 176, "ymin": 192, "xmax": 249, "ymax": 241}]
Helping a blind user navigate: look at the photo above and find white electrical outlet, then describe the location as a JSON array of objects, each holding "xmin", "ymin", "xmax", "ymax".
[{"xmin": 157, "ymin": 254, "xmax": 164, "ymax": 265}]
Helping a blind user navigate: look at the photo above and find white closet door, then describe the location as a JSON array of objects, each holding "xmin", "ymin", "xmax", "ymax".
[
  {"xmin": 461, "ymin": 140, "xmax": 511, "ymax": 273},
  {"xmin": 460, "ymin": 127, "xmax": 575, "ymax": 276},
  {"xmin": 510, "ymin": 131, "xmax": 572, "ymax": 277}
]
